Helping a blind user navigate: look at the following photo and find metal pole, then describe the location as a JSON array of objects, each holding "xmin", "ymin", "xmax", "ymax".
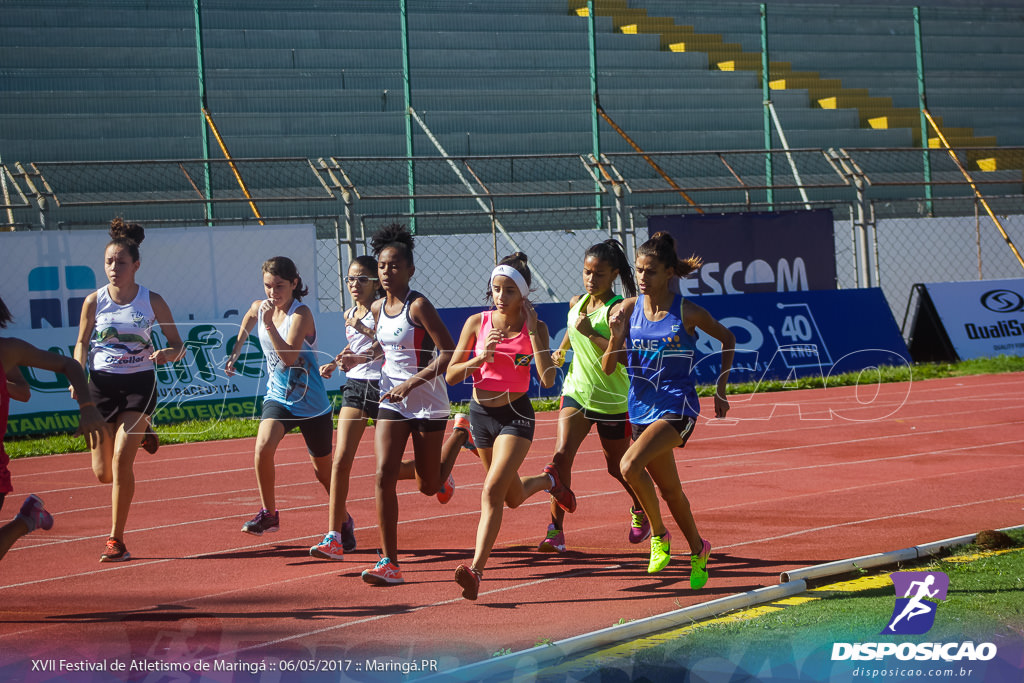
[
  {"xmin": 914, "ymin": 6, "xmax": 933, "ymax": 216},
  {"xmin": 400, "ymin": 0, "xmax": 416, "ymax": 233},
  {"xmin": 761, "ymin": 4, "xmax": 773, "ymax": 209},
  {"xmin": 975, "ymin": 199, "xmax": 982, "ymax": 279},
  {"xmin": 587, "ymin": 0, "xmax": 603, "ymax": 230},
  {"xmin": 408, "ymin": 106, "xmax": 558, "ymax": 299},
  {"xmin": 767, "ymin": 102, "xmax": 811, "ymax": 210},
  {"xmin": 334, "ymin": 217, "xmax": 347, "ymax": 311},
  {"xmin": 0, "ymin": 158, "xmax": 14, "ymax": 228},
  {"xmin": 193, "ymin": 0, "xmax": 213, "ymax": 224}
]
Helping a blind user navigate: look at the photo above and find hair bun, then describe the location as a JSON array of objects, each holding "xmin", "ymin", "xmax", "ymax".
[{"xmin": 109, "ymin": 217, "xmax": 145, "ymax": 245}]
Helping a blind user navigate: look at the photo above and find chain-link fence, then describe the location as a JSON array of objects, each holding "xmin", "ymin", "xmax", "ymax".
[{"xmin": 4, "ymin": 149, "xmax": 1024, "ymax": 329}]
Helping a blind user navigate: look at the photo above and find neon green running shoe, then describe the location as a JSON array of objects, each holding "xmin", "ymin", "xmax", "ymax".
[
  {"xmin": 647, "ymin": 532, "xmax": 672, "ymax": 574},
  {"xmin": 690, "ymin": 538, "xmax": 712, "ymax": 589}
]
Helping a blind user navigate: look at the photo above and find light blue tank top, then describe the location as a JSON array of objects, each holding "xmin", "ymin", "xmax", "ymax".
[
  {"xmin": 625, "ymin": 293, "xmax": 700, "ymax": 424},
  {"xmin": 257, "ymin": 299, "xmax": 331, "ymax": 418}
]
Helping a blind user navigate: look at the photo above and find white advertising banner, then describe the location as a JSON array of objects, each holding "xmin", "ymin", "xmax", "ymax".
[
  {"xmin": 7, "ymin": 316, "xmax": 349, "ymax": 437},
  {"xmin": 2, "ymin": 224, "xmax": 328, "ymax": 434},
  {"xmin": 2, "ymin": 224, "xmax": 317, "ymax": 331},
  {"xmin": 923, "ymin": 278, "xmax": 1024, "ymax": 360}
]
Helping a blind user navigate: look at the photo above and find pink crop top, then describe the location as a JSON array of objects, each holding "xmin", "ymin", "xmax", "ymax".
[{"xmin": 472, "ymin": 310, "xmax": 533, "ymax": 393}]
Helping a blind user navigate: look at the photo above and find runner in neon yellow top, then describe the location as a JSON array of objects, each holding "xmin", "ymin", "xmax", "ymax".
[{"xmin": 537, "ymin": 239, "xmax": 647, "ymax": 554}]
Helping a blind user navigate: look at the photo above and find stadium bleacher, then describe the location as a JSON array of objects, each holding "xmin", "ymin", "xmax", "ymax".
[{"xmin": 1, "ymin": 0, "xmax": 1021, "ymax": 219}]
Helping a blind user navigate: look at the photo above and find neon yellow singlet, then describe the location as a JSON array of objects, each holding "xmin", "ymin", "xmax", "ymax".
[{"xmin": 560, "ymin": 293, "xmax": 629, "ymax": 414}]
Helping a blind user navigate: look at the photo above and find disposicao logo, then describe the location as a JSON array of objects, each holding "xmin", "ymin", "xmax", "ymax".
[
  {"xmin": 882, "ymin": 570, "xmax": 948, "ymax": 635},
  {"xmin": 831, "ymin": 571, "xmax": 998, "ymax": 663}
]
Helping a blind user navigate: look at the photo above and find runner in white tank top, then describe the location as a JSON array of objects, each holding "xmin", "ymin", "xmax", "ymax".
[
  {"xmin": 359, "ymin": 224, "xmax": 475, "ymax": 587},
  {"xmin": 310, "ymin": 256, "xmax": 385, "ymax": 561},
  {"xmin": 73, "ymin": 218, "xmax": 184, "ymax": 563}
]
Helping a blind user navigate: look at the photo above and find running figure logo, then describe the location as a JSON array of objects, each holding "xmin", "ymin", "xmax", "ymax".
[{"xmin": 881, "ymin": 571, "xmax": 949, "ymax": 635}]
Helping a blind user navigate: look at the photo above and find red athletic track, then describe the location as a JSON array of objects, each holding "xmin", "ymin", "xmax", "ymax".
[{"xmin": 1, "ymin": 374, "xmax": 1022, "ymax": 679}]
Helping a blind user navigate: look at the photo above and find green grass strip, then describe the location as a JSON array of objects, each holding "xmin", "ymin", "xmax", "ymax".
[{"xmin": 7, "ymin": 356, "xmax": 1023, "ymax": 459}]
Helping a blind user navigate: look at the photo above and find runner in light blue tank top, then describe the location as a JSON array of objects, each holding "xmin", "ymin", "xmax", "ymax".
[
  {"xmin": 603, "ymin": 232, "xmax": 735, "ymax": 591},
  {"xmin": 226, "ymin": 257, "xmax": 334, "ymax": 538}
]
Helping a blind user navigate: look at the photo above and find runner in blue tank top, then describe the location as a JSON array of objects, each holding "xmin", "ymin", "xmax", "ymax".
[{"xmin": 602, "ymin": 232, "xmax": 735, "ymax": 590}]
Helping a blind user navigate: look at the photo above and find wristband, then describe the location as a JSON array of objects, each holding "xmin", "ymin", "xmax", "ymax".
[{"xmin": 78, "ymin": 401, "xmax": 96, "ymax": 408}]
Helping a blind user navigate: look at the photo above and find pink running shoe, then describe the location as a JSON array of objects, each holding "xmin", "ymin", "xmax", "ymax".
[
  {"xmin": 453, "ymin": 413, "xmax": 477, "ymax": 454},
  {"xmin": 455, "ymin": 564, "xmax": 482, "ymax": 600},
  {"xmin": 537, "ymin": 523, "xmax": 566, "ymax": 553},
  {"xmin": 310, "ymin": 532, "xmax": 345, "ymax": 560},
  {"xmin": 628, "ymin": 506, "xmax": 651, "ymax": 544},
  {"xmin": 361, "ymin": 556, "xmax": 404, "ymax": 585},
  {"xmin": 543, "ymin": 463, "xmax": 577, "ymax": 513},
  {"xmin": 100, "ymin": 537, "xmax": 131, "ymax": 563}
]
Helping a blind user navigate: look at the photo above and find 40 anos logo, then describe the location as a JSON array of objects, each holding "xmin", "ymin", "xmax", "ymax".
[{"xmin": 831, "ymin": 571, "xmax": 998, "ymax": 663}]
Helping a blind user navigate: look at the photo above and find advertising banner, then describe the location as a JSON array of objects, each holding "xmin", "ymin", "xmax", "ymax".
[
  {"xmin": 691, "ymin": 287, "xmax": 909, "ymax": 386},
  {"xmin": 648, "ymin": 209, "xmax": 837, "ymax": 295},
  {"xmin": 2, "ymin": 224, "xmax": 317, "ymax": 331},
  {"xmin": 5, "ymin": 304, "xmax": 572, "ymax": 436},
  {"xmin": 919, "ymin": 278, "xmax": 1024, "ymax": 360},
  {"xmin": 6, "ymin": 285, "xmax": 907, "ymax": 437}
]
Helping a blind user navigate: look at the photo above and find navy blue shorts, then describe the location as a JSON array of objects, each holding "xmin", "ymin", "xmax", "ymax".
[{"xmin": 631, "ymin": 414, "xmax": 696, "ymax": 448}]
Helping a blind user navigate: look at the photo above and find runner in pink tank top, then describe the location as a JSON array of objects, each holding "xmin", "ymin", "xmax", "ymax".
[{"xmin": 445, "ymin": 252, "xmax": 575, "ymax": 601}]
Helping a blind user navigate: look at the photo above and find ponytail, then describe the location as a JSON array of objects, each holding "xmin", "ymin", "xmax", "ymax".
[
  {"xmin": 637, "ymin": 231, "xmax": 702, "ymax": 278},
  {"xmin": 585, "ymin": 239, "xmax": 636, "ymax": 297}
]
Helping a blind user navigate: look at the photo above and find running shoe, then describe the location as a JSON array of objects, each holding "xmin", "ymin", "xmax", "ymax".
[
  {"xmin": 455, "ymin": 564, "xmax": 482, "ymax": 601},
  {"xmin": 648, "ymin": 531, "xmax": 672, "ymax": 574},
  {"xmin": 537, "ymin": 523, "xmax": 566, "ymax": 553},
  {"xmin": 100, "ymin": 537, "xmax": 131, "ymax": 563},
  {"xmin": 628, "ymin": 506, "xmax": 651, "ymax": 544},
  {"xmin": 361, "ymin": 556, "xmax": 404, "ymax": 585},
  {"xmin": 453, "ymin": 413, "xmax": 477, "ymax": 454},
  {"xmin": 690, "ymin": 538, "xmax": 712, "ymax": 590},
  {"xmin": 543, "ymin": 463, "xmax": 577, "ymax": 513},
  {"xmin": 17, "ymin": 494, "xmax": 53, "ymax": 532},
  {"xmin": 437, "ymin": 474, "xmax": 455, "ymax": 505},
  {"xmin": 340, "ymin": 513, "xmax": 357, "ymax": 553},
  {"xmin": 310, "ymin": 532, "xmax": 345, "ymax": 560},
  {"xmin": 241, "ymin": 508, "xmax": 279, "ymax": 535},
  {"xmin": 141, "ymin": 426, "xmax": 159, "ymax": 454}
]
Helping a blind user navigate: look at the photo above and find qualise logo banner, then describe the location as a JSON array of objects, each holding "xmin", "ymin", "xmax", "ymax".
[{"xmin": 921, "ymin": 278, "xmax": 1024, "ymax": 360}]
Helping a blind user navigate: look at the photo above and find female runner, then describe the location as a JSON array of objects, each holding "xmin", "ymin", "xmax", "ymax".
[
  {"xmin": 538, "ymin": 239, "xmax": 646, "ymax": 554},
  {"xmin": 446, "ymin": 253, "xmax": 575, "ymax": 600},
  {"xmin": 602, "ymin": 232, "xmax": 735, "ymax": 589},
  {"xmin": 225, "ymin": 257, "xmax": 334, "ymax": 537},
  {"xmin": 73, "ymin": 218, "xmax": 184, "ymax": 562}
]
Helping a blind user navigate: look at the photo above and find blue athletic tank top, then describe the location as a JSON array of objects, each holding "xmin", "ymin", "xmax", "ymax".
[
  {"xmin": 625, "ymin": 293, "xmax": 700, "ymax": 424},
  {"xmin": 257, "ymin": 298, "xmax": 332, "ymax": 418}
]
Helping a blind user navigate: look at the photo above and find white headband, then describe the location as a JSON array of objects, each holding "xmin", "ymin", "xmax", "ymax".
[{"xmin": 490, "ymin": 264, "xmax": 529, "ymax": 298}]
